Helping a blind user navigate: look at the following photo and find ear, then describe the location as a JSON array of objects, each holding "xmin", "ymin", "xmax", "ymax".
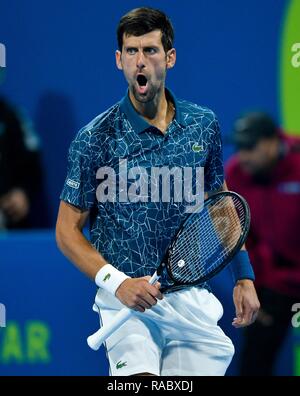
[
  {"xmin": 115, "ymin": 50, "xmax": 123, "ymax": 70},
  {"xmin": 166, "ymin": 48, "xmax": 176, "ymax": 69}
]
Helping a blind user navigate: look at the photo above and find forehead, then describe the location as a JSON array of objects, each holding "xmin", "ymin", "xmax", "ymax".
[{"xmin": 122, "ymin": 29, "xmax": 163, "ymax": 47}]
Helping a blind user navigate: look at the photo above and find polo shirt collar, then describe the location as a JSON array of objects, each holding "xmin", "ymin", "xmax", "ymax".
[{"xmin": 119, "ymin": 88, "xmax": 187, "ymax": 134}]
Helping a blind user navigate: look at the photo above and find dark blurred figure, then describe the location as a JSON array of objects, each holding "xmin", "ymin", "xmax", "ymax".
[
  {"xmin": 0, "ymin": 97, "xmax": 44, "ymax": 229},
  {"xmin": 35, "ymin": 92, "xmax": 77, "ymax": 226},
  {"xmin": 226, "ymin": 112, "xmax": 300, "ymax": 376}
]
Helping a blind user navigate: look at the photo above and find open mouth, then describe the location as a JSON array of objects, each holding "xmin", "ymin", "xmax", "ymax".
[
  {"xmin": 136, "ymin": 74, "xmax": 149, "ymax": 95},
  {"xmin": 137, "ymin": 74, "xmax": 148, "ymax": 87}
]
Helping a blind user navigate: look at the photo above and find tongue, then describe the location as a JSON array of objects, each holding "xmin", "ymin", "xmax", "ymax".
[{"xmin": 137, "ymin": 82, "xmax": 148, "ymax": 94}]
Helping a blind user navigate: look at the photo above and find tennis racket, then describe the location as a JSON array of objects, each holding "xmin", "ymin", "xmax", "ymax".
[{"xmin": 87, "ymin": 190, "xmax": 250, "ymax": 351}]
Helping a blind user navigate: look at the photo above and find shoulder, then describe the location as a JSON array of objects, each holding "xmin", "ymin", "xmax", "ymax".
[
  {"xmin": 78, "ymin": 102, "xmax": 120, "ymax": 140},
  {"xmin": 284, "ymin": 134, "xmax": 300, "ymax": 154},
  {"xmin": 282, "ymin": 136, "xmax": 300, "ymax": 174},
  {"xmin": 177, "ymin": 99, "xmax": 220, "ymax": 135},
  {"xmin": 225, "ymin": 155, "xmax": 247, "ymax": 187},
  {"xmin": 71, "ymin": 102, "xmax": 121, "ymax": 151},
  {"xmin": 177, "ymin": 97, "xmax": 219, "ymax": 127}
]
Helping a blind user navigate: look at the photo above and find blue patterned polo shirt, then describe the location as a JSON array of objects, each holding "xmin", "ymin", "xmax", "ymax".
[{"xmin": 60, "ymin": 89, "xmax": 224, "ymax": 289}]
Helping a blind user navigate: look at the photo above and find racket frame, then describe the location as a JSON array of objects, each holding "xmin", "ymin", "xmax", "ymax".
[{"xmin": 161, "ymin": 191, "xmax": 251, "ymax": 287}]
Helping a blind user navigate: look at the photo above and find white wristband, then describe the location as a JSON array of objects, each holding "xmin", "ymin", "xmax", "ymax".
[{"xmin": 95, "ymin": 264, "xmax": 130, "ymax": 296}]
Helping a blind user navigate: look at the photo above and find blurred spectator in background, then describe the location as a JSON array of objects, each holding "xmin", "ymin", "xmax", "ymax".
[
  {"xmin": 226, "ymin": 112, "xmax": 300, "ymax": 376},
  {"xmin": 0, "ymin": 97, "xmax": 45, "ymax": 229}
]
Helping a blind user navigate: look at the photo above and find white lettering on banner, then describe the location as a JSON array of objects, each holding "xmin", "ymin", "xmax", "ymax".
[
  {"xmin": 291, "ymin": 43, "xmax": 300, "ymax": 68},
  {"xmin": 0, "ymin": 303, "xmax": 6, "ymax": 328},
  {"xmin": 0, "ymin": 43, "xmax": 6, "ymax": 68}
]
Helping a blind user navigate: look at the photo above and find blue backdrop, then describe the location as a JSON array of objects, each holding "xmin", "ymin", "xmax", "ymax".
[
  {"xmin": 1, "ymin": 0, "xmax": 298, "ymax": 376},
  {"xmin": 0, "ymin": 0, "xmax": 288, "ymax": 225}
]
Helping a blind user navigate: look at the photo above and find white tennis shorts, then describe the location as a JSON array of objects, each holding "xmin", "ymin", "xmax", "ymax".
[{"xmin": 93, "ymin": 287, "xmax": 234, "ymax": 376}]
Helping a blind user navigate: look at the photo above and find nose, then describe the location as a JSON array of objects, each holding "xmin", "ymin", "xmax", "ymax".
[{"xmin": 136, "ymin": 50, "xmax": 145, "ymax": 70}]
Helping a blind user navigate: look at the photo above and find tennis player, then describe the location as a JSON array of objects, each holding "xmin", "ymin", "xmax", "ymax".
[{"xmin": 56, "ymin": 7, "xmax": 260, "ymax": 376}]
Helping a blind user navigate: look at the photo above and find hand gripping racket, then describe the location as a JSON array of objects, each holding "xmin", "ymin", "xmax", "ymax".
[{"xmin": 87, "ymin": 191, "xmax": 250, "ymax": 350}]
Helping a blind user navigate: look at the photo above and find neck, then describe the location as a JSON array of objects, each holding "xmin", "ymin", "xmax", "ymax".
[{"xmin": 129, "ymin": 87, "xmax": 174, "ymax": 133}]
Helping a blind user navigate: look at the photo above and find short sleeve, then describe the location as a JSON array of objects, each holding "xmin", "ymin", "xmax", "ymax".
[
  {"xmin": 204, "ymin": 113, "xmax": 224, "ymax": 192},
  {"xmin": 60, "ymin": 129, "xmax": 97, "ymax": 210}
]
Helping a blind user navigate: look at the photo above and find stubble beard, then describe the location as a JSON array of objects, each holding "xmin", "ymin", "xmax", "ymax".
[{"xmin": 132, "ymin": 84, "xmax": 155, "ymax": 104}]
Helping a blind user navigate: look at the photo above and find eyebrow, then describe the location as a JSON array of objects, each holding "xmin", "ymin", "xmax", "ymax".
[
  {"xmin": 124, "ymin": 44, "xmax": 160, "ymax": 49},
  {"xmin": 143, "ymin": 46, "xmax": 159, "ymax": 50}
]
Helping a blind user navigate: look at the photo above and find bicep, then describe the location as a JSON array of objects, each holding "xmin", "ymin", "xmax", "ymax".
[{"xmin": 56, "ymin": 200, "xmax": 89, "ymax": 232}]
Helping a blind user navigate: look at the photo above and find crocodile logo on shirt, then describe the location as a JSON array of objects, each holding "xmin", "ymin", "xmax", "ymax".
[
  {"xmin": 192, "ymin": 143, "xmax": 204, "ymax": 153},
  {"xmin": 116, "ymin": 360, "xmax": 127, "ymax": 369},
  {"xmin": 103, "ymin": 273, "xmax": 111, "ymax": 282}
]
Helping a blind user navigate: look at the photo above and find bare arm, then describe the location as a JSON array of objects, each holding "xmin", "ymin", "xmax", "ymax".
[
  {"xmin": 56, "ymin": 201, "xmax": 107, "ymax": 280},
  {"xmin": 207, "ymin": 181, "xmax": 260, "ymax": 327},
  {"xmin": 207, "ymin": 181, "xmax": 247, "ymax": 248},
  {"xmin": 56, "ymin": 200, "xmax": 163, "ymax": 311}
]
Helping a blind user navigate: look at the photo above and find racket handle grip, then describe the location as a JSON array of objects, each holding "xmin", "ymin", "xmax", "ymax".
[
  {"xmin": 87, "ymin": 307, "xmax": 132, "ymax": 350},
  {"xmin": 87, "ymin": 271, "xmax": 160, "ymax": 351},
  {"xmin": 148, "ymin": 271, "xmax": 160, "ymax": 285}
]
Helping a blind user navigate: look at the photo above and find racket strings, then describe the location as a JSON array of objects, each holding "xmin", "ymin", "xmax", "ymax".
[
  {"xmin": 169, "ymin": 196, "xmax": 246, "ymax": 283},
  {"xmin": 172, "ymin": 197, "xmax": 243, "ymax": 259},
  {"xmin": 171, "ymin": 220, "xmax": 236, "ymax": 281},
  {"xmin": 170, "ymin": 214, "xmax": 223, "ymax": 280},
  {"xmin": 176, "ymin": 199, "xmax": 245, "ymax": 279}
]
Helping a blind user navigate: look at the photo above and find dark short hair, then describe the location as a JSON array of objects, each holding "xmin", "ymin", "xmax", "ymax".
[
  {"xmin": 232, "ymin": 112, "xmax": 278, "ymax": 150},
  {"xmin": 117, "ymin": 7, "xmax": 174, "ymax": 53}
]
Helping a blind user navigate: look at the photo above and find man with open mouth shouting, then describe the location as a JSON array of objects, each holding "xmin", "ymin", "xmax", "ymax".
[
  {"xmin": 115, "ymin": 17, "xmax": 176, "ymax": 133},
  {"xmin": 56, "ymin": 7, "xmax": 259, "ymax": 377}
]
